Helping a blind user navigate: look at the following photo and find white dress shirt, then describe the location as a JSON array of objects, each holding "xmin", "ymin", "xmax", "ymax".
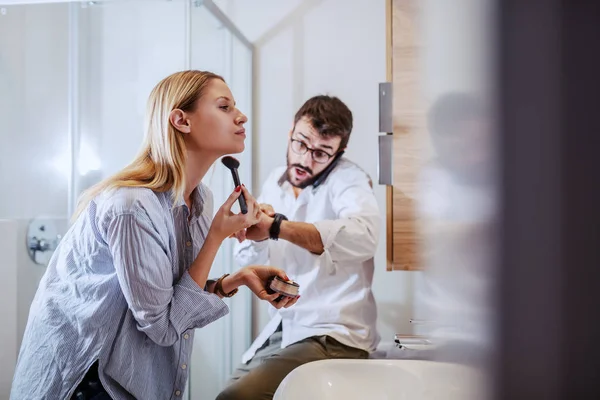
[{"xmin": 235, "ymin": 158, "xmax": 381, "ymax": 363}]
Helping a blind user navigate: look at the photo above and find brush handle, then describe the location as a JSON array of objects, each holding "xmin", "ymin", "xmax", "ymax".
[{"xmin": 230, "ymin": 168, "xmax": 248, "ymax": 214}]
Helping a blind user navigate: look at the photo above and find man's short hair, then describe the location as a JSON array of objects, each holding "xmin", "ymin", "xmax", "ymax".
[{"xmin": 294, "ymin": 95, "xmax": 353, "ymax": 150}]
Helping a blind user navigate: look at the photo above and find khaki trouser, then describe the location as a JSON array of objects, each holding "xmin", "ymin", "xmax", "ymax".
[{"xmin": 216, "ymin": 327, "xmax": 368, "ymax": 400}]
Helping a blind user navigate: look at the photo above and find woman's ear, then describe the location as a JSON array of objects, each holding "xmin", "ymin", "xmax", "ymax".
[{"xmin": 169, "ymin": 109, "xmax": 191, "ymax": 134}]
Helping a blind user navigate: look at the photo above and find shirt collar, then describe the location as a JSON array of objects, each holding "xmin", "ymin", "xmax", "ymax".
[
  {"xmin": 170, "ymin": 185, "xmax": 204, "ymax": 219},
  {"xmin": 277, "ymin": 170, "xmax": 288, "ymax": 187}
]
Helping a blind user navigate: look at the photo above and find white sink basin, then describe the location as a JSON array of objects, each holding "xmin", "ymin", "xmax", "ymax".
[{"xmin": 274, "ymin": 359, "xmax": 484, "ymax": 400}]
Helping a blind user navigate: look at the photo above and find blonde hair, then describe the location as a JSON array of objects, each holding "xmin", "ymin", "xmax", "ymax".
[{"xmin": 73, "ymin": 70, "xmax": 224, "ymax": 220}]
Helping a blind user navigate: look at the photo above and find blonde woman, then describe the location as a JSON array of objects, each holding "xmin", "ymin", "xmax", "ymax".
[{"xmin": 10, "ymin": 71, "xmax": 297, "ymax": 400}]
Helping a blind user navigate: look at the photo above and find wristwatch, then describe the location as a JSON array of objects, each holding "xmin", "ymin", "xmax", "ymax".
[{"xmin": 269, "ymin": 213, "xmax": 288, "ymax": 241}]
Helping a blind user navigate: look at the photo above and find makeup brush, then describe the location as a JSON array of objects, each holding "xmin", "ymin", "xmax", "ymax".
[{"xmin": 221, "ymin": 156, "xmax": 248, "ymax": 214}]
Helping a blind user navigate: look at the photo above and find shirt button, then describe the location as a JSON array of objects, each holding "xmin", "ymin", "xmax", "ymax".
[
  {"xmin": 175, "ymin": 390, "xmax": 181, "ymax": 396},
  {"xmin": 181, "ymin": 364, "xmax": 187, "ymax": 370},
  {"xmin": 186, "ymin": 241, "xmax": 192, "ymax": 247},
  {"xmin": 184, "ymin": 333, "xmax": 190, "ymax": 340}
]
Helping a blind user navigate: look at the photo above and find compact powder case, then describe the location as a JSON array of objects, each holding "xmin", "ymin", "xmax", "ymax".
[{"xmin": 267, "ymin": 276, "xmax": 300, "ymax": 301}]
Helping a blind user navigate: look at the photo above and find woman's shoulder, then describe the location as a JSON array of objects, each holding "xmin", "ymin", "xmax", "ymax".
[{"xmin": 95, "ymin": 186, "xmax": 165, "ymax": 218}]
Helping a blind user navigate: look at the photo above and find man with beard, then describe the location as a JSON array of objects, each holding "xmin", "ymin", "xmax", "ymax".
[{"xmin": 217, "ymin": 95, "xmax": 381, "ymax": 400}]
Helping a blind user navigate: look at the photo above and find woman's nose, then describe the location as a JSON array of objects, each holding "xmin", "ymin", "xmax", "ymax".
[{"xmin": 236, "ymin": 111, "xmax": 248, "ymax": 125}]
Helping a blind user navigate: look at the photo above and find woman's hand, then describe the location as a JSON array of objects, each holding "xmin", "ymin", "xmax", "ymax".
[
  {"xmin": 209, "ymin": 186, "xmax": 261, "ymax": 241},
  {"xmin": 235, "ymin": 266, "xmax": 299, "ymax": 309}
]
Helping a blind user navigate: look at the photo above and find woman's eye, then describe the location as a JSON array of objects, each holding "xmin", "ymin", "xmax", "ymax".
[{"xmin": 220, "ymin": 105, "xmax": 229, "ymax": 111}]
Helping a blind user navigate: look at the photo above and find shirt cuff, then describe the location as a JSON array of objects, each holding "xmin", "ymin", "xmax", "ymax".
[{"xmin": 170, "ymin": 271, "xmax": 229, "ymax": 333}]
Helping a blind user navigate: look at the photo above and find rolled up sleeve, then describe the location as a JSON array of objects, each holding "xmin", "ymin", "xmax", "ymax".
[
  {"xmin": 107, "ymin": 212, "xmax": 229, "ymax": 347},
  {"xmin": 313, "ymin": 178, "xmax": 381, "ymax": 274}
]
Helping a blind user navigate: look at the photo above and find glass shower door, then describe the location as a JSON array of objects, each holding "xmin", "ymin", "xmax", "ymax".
[{"xmin": 0, "ymin": 1, "xmax": 254, "ymax": 398}]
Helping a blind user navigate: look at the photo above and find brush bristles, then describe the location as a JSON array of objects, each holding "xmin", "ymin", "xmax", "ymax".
[{"xmin": 221, "ymin": 156, "xmax": 240, "ymax": 170}]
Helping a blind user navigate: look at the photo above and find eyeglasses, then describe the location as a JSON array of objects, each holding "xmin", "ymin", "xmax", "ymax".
[{"xmin": 290, "ymin": 138, "xmax": 336, "ymax": 164}]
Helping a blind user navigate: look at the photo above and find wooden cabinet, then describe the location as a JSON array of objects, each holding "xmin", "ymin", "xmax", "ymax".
[{"xmin": 386, "ymin": 0, "xmax": 429, "ymax": 271}]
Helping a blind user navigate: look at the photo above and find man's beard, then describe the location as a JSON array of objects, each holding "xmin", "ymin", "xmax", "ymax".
[{"xmin": 286, "ymin": 153, "xmax": 317, "ymax": 189}]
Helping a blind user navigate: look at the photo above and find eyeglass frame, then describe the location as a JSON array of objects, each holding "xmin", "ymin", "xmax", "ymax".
[{"xmin": 289, "ymin": 137, "xmax": 340, "ymax": 164}]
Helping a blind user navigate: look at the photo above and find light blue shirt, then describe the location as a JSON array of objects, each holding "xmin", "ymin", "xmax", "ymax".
[{"xmin": 11, "ymin": 184, "xmax": 229, "ymax": 400}]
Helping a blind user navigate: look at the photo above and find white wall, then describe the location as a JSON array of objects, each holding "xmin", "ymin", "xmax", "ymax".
[
  {"xmin": 0, "ymin": 2, "xmax": 70, "ymax": 220},
  {"xmin": 79, "ymin": 0, "xmax": 188, "ymax": 185},
  {"xmin": 0, "ymin": 3, "xmax": 71, "ymax": 396},
  {"xmin": 0, "ymin": 220, "xmax": 18, "ymax": 399},
  {"xmin": 215, "ymin": 0, "xmax": 417, "ymax": 344}
]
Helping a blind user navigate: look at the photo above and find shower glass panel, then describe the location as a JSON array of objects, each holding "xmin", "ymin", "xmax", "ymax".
[{"xmin": 0, "ymin": 1, "xmax": 253, "ymax": 398}]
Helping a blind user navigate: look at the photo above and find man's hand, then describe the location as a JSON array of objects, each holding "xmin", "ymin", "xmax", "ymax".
[
  {"xmin": 245, "ymin": 204, "xmax": 275, "ymax": 241},
  {"xmin": 229, "ymin": 203, "xmax": 276, "ymax": 243}
]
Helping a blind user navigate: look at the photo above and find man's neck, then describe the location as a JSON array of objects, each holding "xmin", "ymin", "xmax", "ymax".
[{"xmin": 292, "ymin": 186, "xmax": 303, "ymax": 198}]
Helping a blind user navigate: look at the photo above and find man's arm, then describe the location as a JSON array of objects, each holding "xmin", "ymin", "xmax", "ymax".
[
  {"xmin": 244, "ymin": 208, "xmax": 324, "ymax": 254},
  {"xmin": 278, "ymin": 220, "xmax": 324, "ymax": 255},
  {"xmin": 312, "ymin": 180, "xmax": 380, "ymax": 265},
  {"xmin": 252, "ymin": 196, "xmax": 378, "ymax": 263},
  {"xmin": 298, "ymin": 167, "xmax": 381, "ymax": 266},
  {"xmin": 247, "ymin": 200, "xmax": 378, "ymax": 265},
  {"xmin": 249, "ymin": 170, "xmax": 379, "ymax": 263}
]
